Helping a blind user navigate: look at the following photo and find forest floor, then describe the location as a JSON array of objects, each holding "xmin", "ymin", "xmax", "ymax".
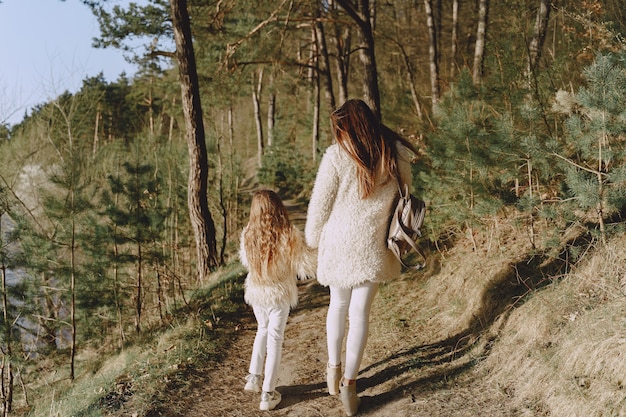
[{"xmin": 169, "ymin": 278, "xmax": 510, "ymax": 417}]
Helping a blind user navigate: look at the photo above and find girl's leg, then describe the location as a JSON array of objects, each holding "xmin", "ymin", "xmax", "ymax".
[
  {"xmin": 344, "ymin": 281, "xmax": 379, "ymax": 381},
  {"xmin": 327, "ymin": 286, "xmax": 352, "ymax": 366},
  {"xmin": 262, "ymin": 303, "xmax": 290, "ymax": 393},
  {"xmin": 249, "ymin": 304, "xmax": 269, "ymax": 376}
]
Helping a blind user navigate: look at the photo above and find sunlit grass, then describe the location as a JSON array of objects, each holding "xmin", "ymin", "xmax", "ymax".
[{"xmin": 22, "ymin": 262, "xmax": 247, "ymax": 417}]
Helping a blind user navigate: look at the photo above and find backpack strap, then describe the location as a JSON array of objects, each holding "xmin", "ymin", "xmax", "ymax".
[
  {"xmin": 395, "ymin": 184, "xmax": 427, "ymax": 270},
  {"xmin": 394, "ymin": 221, "xmax": 426, "ymax": 270}
]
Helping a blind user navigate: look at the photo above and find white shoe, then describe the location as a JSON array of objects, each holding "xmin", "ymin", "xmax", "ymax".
[
  {"xmin": 244, "ymin": 374, "xmax": 261, "ymax": 393},
  {"xmin": 260, "ymin": 390, "xmax": 282, "ymax": 411},
  {"xmin": 327, "ymin": 363, "xmax": 341, "ymax": 395},
  {"xmin": 340, "ymin": 382, "xmax": 360, "ymax": 416}
]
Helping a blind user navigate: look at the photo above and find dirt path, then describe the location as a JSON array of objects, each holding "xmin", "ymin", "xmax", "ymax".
[
  {"xmin": 177, "ymin": 276, "xmax": 504, "ymax": 417},
  {"xmin": 176, "ymin": 199, "xmax": 510, "ymax": 417},
  {"xmin": 181, "ymin": 280, "xmax": 344, "ymax": 417}
]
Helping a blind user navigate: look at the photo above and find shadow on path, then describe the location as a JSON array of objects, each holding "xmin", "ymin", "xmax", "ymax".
[{"xmin": 353, "ymin": 234, "xmax": 587, "ymax": 414}]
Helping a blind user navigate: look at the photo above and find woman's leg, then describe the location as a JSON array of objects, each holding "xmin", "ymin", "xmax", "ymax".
[
  {"xmin": 343, "ymin": 281, "xmax": 379, "ymax": 381},
  {"xmin": 262, "ymin": 303, "xmax": 290, "ymax": 393},
  {"xmin": 249, "ymin": 304, "xmax": 269, "ymax": 376},
  {"xmin": 327, "ymin": 286, "xmax": 352, "ymax": 366}
]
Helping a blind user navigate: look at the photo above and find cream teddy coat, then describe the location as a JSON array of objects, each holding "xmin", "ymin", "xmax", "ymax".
[
  {"xmin": 305, "ymin": 142, "xmax": 413, "ymax": 288},
  {"xmin": 239, "ymin": 225, "xmax": 316, "ymax": 308}
]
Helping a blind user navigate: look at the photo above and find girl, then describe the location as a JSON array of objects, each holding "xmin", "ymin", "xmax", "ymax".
[
  {"xmin": 305, "ymin": 99, "xmax": 414, "ymax": 416},
  {"xmin": 239, "ymin": 189, "xmax": 315, "ymax": 411}
]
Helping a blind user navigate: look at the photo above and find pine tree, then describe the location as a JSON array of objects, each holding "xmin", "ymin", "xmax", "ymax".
[
  {"xmin": 555, "ymin": 53, "xmax": 626, "ymax": 241},
  {"xmin": 421, "ymin": 71, "xmax": 507, "ymax": 245},
  {"xmin": 99, "ymin": 154, "xmax": 170, "ymax": 334}
]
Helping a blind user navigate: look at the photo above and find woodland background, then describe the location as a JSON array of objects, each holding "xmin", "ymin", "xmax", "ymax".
[{"xmin": 0, "ymin": 0, "xmax": 625, "ymax": 415}]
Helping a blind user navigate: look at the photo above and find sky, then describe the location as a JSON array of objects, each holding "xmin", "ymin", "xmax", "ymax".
[{"xmin": 0, "ymin": 0, "xmax": 140, "ymax": 126}]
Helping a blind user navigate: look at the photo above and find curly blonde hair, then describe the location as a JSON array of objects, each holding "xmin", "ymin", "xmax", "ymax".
[{"xmin": 243, "ymin": 190, "xmax": 295, "ymax": 283}]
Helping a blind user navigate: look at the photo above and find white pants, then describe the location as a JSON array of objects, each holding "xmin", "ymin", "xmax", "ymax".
[
  {"xmin": 249, "ymin": 303, "xmax": 290, "ymax": 392},
  {"xmin": 327, "ymin": 281, "xmax": 379, "ymax": 380}
]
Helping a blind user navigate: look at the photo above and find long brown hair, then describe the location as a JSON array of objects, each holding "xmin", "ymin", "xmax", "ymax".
[
  {"xmin": 243, "ymin": 190, "xmax": 294, "ymax": 281},
  {"xmin": 331, "ymin": 99, "xmax": 399, "ymax": 198}
]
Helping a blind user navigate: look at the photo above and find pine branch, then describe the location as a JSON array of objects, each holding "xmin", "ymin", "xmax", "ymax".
[{"xmin": 551, "ymin": 152, "xmax": 605, "ymax": 177}]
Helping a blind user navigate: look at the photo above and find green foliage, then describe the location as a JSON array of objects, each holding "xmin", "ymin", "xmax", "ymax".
[
  {"xmin": 555, "ymin": 53, "xmax": 626, "ymax": 235},
  {"xmin": 0, "ymin": 190, "xmax": 34, "ymax": 370},
  {"xmin": 89, "ymin": 0, "xmax": 172, "ymax": 61},
  {"xmin": 257, "ymin": 135, "xmax": 316, "ymax": 199},
  {"xmin": 95, "ymin": 145, "xmax": 171, "ymax": 333},
  {"xmin": 421, "ymin": 71, "xmax": 509, "ymax": 232},
  {"xmin": 14, "ymin": 129, "xmax": 95, "ymax": 355},
  {"xmin": 0, "ymin": 123, "xmax": 9, "ymax": 141}
]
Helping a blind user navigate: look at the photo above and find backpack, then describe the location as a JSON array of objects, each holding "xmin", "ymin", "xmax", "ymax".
[{"xmin": 387, "ymin": 182, "xmax": 426, "ymax": 270}]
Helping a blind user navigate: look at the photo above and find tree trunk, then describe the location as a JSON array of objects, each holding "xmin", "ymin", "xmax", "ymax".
[
  {"xmin": 216, "ymin": 134, "xmax": 227, "ymax": 265},
  {"xmin": 330, "ymin": 0, "xmax": 350, "ymax": 105},
  {"xmin": 267, "ymin": 95, "xmax": 274, "ymax": 147},
  {"xmin": 527, "ymin": 0, "xmax": 551, "ymax": 79},
  {"xmin": 70, "ymin": 206, "xmax": 76, "ymax": 380},
  {"xmin": 450, "ymin": 0, "xmax": 459, "ymax": 79},
  {"xmin": 113, "ymin": 227, "xmax": 125, "ymax": 347},
  {"xmin": 357, "ymin": 0, "xmax": 381, "ymax": 119},
  {"xmin": 336, "ymin": 0, "xmax": 381, "ymax": 119},
  {"xmin": 424, "ymin": 0, "xmax": 440, "ymax": 109},
  {"xmin": 168, "ymin": 96, "xmax": 176, "ymax": 142},
  {"xmin": 312, "ymin": 57, "xmax": 320, "ymax": 161},
  {"xmin": 147, "ymin": 76, "xmax": 155, "ymax": 138},
  {"xmin": 92, "ymin": 106, "xmax": 100, "ymax": 159},
  {"xmin": 396, "ymin": 41, "xmax": 423, "ymax": 121},
  {"xmin": 253, "ymin": 68, "xmax": 264, "ymax": 167},
  {"xmin": 156, "ymin": 267, "xmax": 164, "ymax": 324},
  {"xmin": 169, "ymin": 0, "xmax": 218, "ymax": 283},
  {"xmin": 228, "ymin": 106, "xmax": 238, "ymax": 234},
  {"xmin": 473, "ymin": 0, "xmax": 489, "ymax": 85},
  {"xmin": 314, "ymin": 6, "xmax": 336, "ymax": 112},
  {"xmin": 335, "ymin": 25, "xmax": 350, "ymax": 105},
  {"xmin": 1, "ymin": 258, "xmax": 13, "ymax": 415},
  {"xmin": 135, "ymin": 242, "xmax": 143, "ymax": 333}
]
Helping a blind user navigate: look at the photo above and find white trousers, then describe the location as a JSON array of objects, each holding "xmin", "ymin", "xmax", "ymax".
[
  {"xmin": 326, "ymin": 281, "xmax": 379, "ymax": 380},
  {"xmin": 249, "ymin": 302, "xmax": 290, "ymax": 392}
]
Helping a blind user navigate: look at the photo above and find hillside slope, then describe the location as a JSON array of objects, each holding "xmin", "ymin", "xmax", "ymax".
[{"xmin": 158, "ymin": 218, "xmax": 625, "ymax": 416}]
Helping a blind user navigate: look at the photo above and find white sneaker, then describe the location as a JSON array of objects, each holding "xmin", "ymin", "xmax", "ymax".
[
  {"xmin": 327, "ymin": 363, "xmax": 341, "ymax": 395},
  {"xmin": 259, "ymin": 390, "xmax": 282, "ymax": 411},
  {"xmin": 244, "ymin": 374, "xmax": 261, "ymax": 393},
  {"xmin": 340, "ymin": 382, "xmax": 360, "ymax": 416}
]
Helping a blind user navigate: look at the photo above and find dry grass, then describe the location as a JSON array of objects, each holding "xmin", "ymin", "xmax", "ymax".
[
  {"xmin": 16, "ymin": 218, "xmax": 626, "ymax": 417},
  {"xmin": 368, "ymin": 218, "xmax": 625, "ymax": 416},
  {"xmin": 480, "ymin": 237, "xmax": 626, "ymax": 417}
]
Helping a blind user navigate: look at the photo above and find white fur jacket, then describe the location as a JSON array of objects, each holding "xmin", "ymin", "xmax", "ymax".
[
  {"xmin": 305, "ymin": 143, "xmax": 413, "ymax": 288},
  {"xmin": 239, "ymin": 225, "xmax": 316, "ymax": 308}
]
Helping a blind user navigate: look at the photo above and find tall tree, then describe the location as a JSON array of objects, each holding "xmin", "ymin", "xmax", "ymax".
[
  {"xmin": 169, "ymin": 0, "xmax": 218, "ymax": 279},
  {"xmin": 556, "ymin": 53, "xmax": 626, "ymax": 241},
  {"xmin": 102, "ymin": 160, "xmax": 169, "ymax": 333},
  {"xmin": 330, "ymin": 1, "xmax": 351, "ymax": 105},
  {"xmin": 424, "ymin": 0, "xmax": 441, "ymax": 109},
  {"xmin": 472, "ymin": 0, "xmax": 489, "ymax": 85},
  {"xmin": 527, "ymin": 0, "xmax": 551, "ymax": 81},
  {"xmin": 88, "ymin": 0, "xmax": 219, "ymax": 281},
  {"xmin": 313, "ymin": 4, "xmax": 336, "ymax": 113},
  {"xmin": 0, "ymin": 192, "xmax": 14, "ymax": 415},
  {"xmin": 252, "ymin": 68, "xmax": 264, "ymax": 167},
  {"xmin": 450, "ymin": 0, "xmax": 459, "ymax": 79},
  {"xmin": 336, "ymin": 0, "xmax": 381, "ymax": 119}
]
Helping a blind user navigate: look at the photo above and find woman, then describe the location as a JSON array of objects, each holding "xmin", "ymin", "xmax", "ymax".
[
  {"xmin": 240, "ymin": 190, "xmax": 316, "ymax": 411},
  {"xmin": 305, "ymin": 99, "xmax": 413, "ymax": 416}
]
